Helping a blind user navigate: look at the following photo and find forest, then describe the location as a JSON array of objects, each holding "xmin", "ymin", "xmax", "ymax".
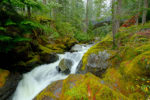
[{"xmin": 0, "ymin": 0, "xmax": 150, "ymax": 100}]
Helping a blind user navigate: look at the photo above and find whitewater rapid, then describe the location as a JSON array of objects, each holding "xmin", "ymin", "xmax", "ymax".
[{"xmin": 12, "ymin": 44, "xmax": 92, "ymax": 100}]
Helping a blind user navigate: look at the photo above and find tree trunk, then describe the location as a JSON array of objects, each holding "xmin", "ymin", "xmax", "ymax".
[
  {"xmin": 112, "ymin": 0, "xmax": 122, "ymax": 46},
  {"xmin": 84, "ymin": 0, "xmax": 89, "ymax": 33},
  {"xmin": 27, "ymin": 6, "xmax": 31, "ymax": 17},
  {"xmin": 136, "ymin": 0, "xmax": 142, "ymax": 25},
  {"xmin": 142, "ymin": 0, "xmax": 148, "ymax": 24},
  {"xmin": 43, "ymin": 0, "xmax": 46, "ymax": 4}
]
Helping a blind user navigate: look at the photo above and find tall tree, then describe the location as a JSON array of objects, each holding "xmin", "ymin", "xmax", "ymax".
[
  {"xmin": 84, "ymin": 0, "xmax": 89, "ymax": 33},
  {"xmin": 27, "ymin": 6, "xmax": 31, "ymax": 17},
  {"xmin": 142, "ymin": 0, "xmax": 148, "ymax": 24},
  {"xmin": 43, "ymin": 0, "xmax": 46, "ymax": 4},
  {"xmin": 136, "ymin": 0, "xmax": 142, "ymax": 25},
  {"xmin": 112, "ymin": 0, "xmax": 122, "ymax": 46}
]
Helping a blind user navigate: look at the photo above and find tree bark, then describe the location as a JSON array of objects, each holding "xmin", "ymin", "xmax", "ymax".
[
  {"xmin": 27, "ymin": 6, "xmax": 31, "ymax": 17},
  {"xmin": 136, "ymin": 0, "xmax": 142, "ymax": 25},
  {"xmin": 43, "ymin": 0, "xmax": 46, "ymax": 4},
  {"xmin": 142, "ymin": 0, "xmax": 148, "ymax": 24},
  {"xmin": 112, "ymin": 0, "xmax": 122, "ymax": 46},
  {"xmin": 84, "ymin": 0, "xmax": 89, "ymax": 33}
]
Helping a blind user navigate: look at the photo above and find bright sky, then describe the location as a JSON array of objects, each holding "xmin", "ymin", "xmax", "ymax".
[{"xmin": 83, "ymin": 0, "xmax": 111, "ymax": 7}]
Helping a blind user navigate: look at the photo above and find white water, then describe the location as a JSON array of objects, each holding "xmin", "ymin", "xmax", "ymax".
[{"xmin": 12, "ymin": 44, "xmax": 92, "ymax": 100}]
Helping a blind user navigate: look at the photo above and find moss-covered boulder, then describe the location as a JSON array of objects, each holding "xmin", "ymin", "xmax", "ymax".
[
  {"xmin": 78, "ymin": 51, "xmax": 111, "ymax": 77},
  {"xmin": 0, "ymin": 69, "xmax": 21, "ymax": 100},
  {"xmin": 34, "ymin": 73, "xmax": 128, "ymax": 100},
  {"xmin": 77, "ymin": 35, "xmax": 116, "ymax": 77}
]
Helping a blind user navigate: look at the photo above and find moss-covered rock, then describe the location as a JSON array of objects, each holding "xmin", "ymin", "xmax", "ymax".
[
  {"xmin": 76, "ymin": 23, "xmax": 150, "ymax": 99},
  {"xmin": 77, "ymin": 34, "xmax": 116, "ymax": 77},
  {"xmin": 0, "ymin": 69, "xmax": 9, "ymax": 88},
  {"xmin": 34, "ymin": 73, "xmax": 128, "ymax": 100}
]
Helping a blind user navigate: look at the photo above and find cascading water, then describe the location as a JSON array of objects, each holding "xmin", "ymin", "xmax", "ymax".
[{"xmin": 12, "ymin": 44, "xmax": 92, "ymax": 100}]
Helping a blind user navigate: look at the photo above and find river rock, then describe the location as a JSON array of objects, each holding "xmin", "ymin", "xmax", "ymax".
[
  {"xmin": 0, "ymin": 72, "xmax": 22, "ymax": 100},
  {"xmin": 77, "ymin": 51, "xmax": 110, "ymax": 77},
  {"xmin": 56, "ymin": 59, "xmax": 73, "ymax": 74}
]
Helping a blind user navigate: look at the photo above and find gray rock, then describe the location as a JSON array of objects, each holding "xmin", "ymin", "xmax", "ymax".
[
  {"xmin": 0, "ymin": 72, "xmax": 22, "ymax": 100},
  {"xmin": 77, "ymin": 51, "xmax": 110, "ymax": 77},
  {"xmin": 57, "ymin": 59, "xmax": 73, "ymax": 74}
]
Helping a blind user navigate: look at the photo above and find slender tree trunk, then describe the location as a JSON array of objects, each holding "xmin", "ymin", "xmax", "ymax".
[
  {"xmin": 142, "ymin": 0, "xmax": 148, "ymax": 24},
  {"xmin": 43, "ymin": 0, "xmax": 46, "ymax": 4},
  {"xmin": 84, "ymin": 0, "xmax": 89, "ymax": 33},
  {"xmin": 136, "ymin": 0, "xmax": 142, "ymax": 25},
  {"xmin": 27, "ymin": 6, "xmax": 31, "ymax": 17},
  {"xmin": 112, "ymin": 0, "xmax": 122, "ymax": 46},
  {"xmin": 112, "ymin": 0, "xmax": 116, "ymax": 46},
  {"xmin": 116, "ymin": 0, "xmax": 121, "ymax": 31}
]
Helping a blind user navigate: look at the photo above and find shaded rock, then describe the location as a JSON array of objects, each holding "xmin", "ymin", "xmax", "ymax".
[
  {"xmin": 0, "ymin": 72, "xmax": 22, "ymax": 100},
  {"xmin": 57, "ymin": 59, "xmax": 72, "ymax": 74},
  {"xmin": 40, "ymin": 53, "xmax": 59, "ymax": 64}
]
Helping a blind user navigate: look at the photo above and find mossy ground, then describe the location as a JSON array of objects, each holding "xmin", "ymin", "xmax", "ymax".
[{"xmin": 81, "ymin": 22, "xmax": 150, "ymax": 99}]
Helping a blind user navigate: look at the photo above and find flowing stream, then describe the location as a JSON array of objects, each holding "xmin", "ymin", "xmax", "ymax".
[{"xmin": 12, "ymin": 44, "xmax": 92, "ymax": 100}]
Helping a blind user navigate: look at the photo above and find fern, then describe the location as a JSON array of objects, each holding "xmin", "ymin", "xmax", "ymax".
[
  {"xmin": 13, "ymin": 37, "xmax": 32, "ymax": 42},
  {"xmin": 0, "ymin": 35, "xmax": 12, "ymax": 41},
  {"xmin": 0, "ymin": 27, "xmax": 6, "ymax": 31},
  {"xmin": 5, "ymin": 19, "xmax": 16, "ymax": 26},
  {"xmin": 21, "ymin": 20, "xmax": 42, "ymax": 28}
]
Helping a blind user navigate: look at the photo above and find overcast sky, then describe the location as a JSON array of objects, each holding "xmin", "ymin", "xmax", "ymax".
[{"xmin": 83, "ymin": 0, "xmax": 111, "ymax": 7}]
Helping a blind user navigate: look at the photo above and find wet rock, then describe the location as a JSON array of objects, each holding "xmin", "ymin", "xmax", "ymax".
[
  {"xmin": 0, "ymin": 72, "xmax": 22, "ymax": 100},
  {"xmin": 57, "ymin": 59, "xmax": 73, "ymax": 74}
]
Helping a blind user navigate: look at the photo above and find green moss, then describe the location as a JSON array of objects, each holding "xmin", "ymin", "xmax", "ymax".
[
  {"xmin": 39, "ymin": 44, "xmax": 53, "ymax": 54},
  {"xmin": 124, "ymin": 51, "xmax": 150, "ymax": 78},
  {"xmin": 81, "ymin": 34, "xmax": 113, "ymax": 71},
  {"xmin": 26, "ymin": 55, "xmax": 40, "ymax": 65},
  {"xmin": 65, "ymin": 73, "xmax": 127, "ymax": 100},
  {"xmin": 35, "ymin": 73, "xmax": 128, "ymax": 100},
  {"xmin": 96, "ymin": 85, "xmax": 128, "ymax": 100},
  {"xmin": 129, "ymin": 92, "xmax": 145, "ymax": 100}
]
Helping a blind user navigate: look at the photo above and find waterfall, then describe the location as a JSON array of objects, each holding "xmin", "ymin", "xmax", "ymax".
[{"xmin": 12, "ymin": 44, "xmax": 92, "ymax": 100}]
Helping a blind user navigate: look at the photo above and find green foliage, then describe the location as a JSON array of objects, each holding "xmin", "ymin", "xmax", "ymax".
[
  {"xmin": 13, "ymin": 37, "xmax": 31, "ymax": 42},
  {"xmin": 5, "ymin": 19, "xmax": 16, "ymax": 26},
  {"xmin": 0, "ymin": 27, "xmax": 6, "ymax": 31},
  {"xmin": 0, "ymin": 35, "xmax": 12, "ymax": 41},
  {"xmin": 74, "ymin": 32, "xmax": 94, "ymax": 42},
  {"xmin": 20, "ymin": 20, "xmax": 42, "ymax": 28}
]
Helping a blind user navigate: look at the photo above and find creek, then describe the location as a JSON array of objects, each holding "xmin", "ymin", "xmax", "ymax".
[{"xmin": 12, "ymin": 44, "xmax": 92, "ymax": 100}]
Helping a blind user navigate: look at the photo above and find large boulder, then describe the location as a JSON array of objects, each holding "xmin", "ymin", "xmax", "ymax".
[
  {"xmin": 34, "ymin": 73, "xmax": 128, "ymax": 100},
  {"xmin": 0, "ymin": 71, "xmax": 22, "ymax": 100},
  {"xmin": 77, "ymin": 51, "xmax": 111, "ymax": 77},
  {"xmin": 56, "ymin": 59, "xmax": 73, "ymax": 74}
]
